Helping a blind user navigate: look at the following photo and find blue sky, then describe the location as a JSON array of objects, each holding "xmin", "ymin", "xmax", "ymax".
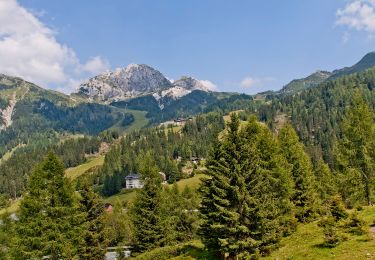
[{"xmin": 2, "ymin": 0, "xmax": 375, "ymax": 94}]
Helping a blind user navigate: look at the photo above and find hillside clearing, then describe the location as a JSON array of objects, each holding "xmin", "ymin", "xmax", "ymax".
[
  {"xmin": 65, "ymin": 155, "xmax": 105, "ymax": 180},
  {"xmin": 109, "ymin": 108, "xmax": 149, "ymax": 134}
]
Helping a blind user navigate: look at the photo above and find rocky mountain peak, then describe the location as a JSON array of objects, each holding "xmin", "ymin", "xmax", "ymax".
[{"xmin": 77, "ymin": 64, "xmax": 213, "ymax": 102}]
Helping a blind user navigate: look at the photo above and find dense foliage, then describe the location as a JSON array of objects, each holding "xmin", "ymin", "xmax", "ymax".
[
  {"xmin": 0, "ymin": 135, "xmax": 107, "ymax": 198},
  {"xmin": 199, "ymin": 115, "xmax": 295, "ymax": 258},
  {"xmin": 97, "ymin": 112, "xmax": 225, "ymax": 196}
]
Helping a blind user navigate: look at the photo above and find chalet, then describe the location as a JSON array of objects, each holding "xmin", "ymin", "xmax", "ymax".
[
  {"xmin": 174, "ymin": 118, "xmax": 187, "ymax": 126},
  {"xmin": 125, "ymin": 174, "xmax": 143, "ymax": 189},
  {"xmin": 125, "ymin": 172, "xmax": 168, "ymax": 189}
]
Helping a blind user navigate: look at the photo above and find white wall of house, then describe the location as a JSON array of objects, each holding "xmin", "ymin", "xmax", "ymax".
[{"xmin": 125, "ymin": 178, "xmax": 143, "ymax": 189}]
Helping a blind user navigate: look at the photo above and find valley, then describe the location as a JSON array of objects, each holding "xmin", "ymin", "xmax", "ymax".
[{"xmin": 0, "ymin": 52, "xmax": 375, "ymax": 259}]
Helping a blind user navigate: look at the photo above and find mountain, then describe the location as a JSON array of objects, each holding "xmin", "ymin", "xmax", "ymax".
[
  {"xmin": 78, "ymin": 64, "xmax": 173, "ymax": 101},
  {"xmin": 330, "ymin": 52, "xmax": 375, "ymax": 80},
  {"xmin": 77, "ymin": 64, "xmax": 213, "ymax": 102},
  {"xmin": 0, "ymin": 74, "xmax": 133, "ymax": 158},
  {"xmin": 280, "ymin": 71, "xmax": 331, "ymax": 94},
  {"xmin": 280, "ymin": 52, "xmax": 375, "ymax": 94}
]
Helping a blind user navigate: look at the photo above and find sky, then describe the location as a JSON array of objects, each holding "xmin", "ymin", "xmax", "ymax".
[{"xmin": 1, "ymin": 0, "xmax": 375, "ymax": 94}]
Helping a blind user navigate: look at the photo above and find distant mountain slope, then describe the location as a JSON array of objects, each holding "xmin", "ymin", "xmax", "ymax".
[
  {"xmin": 280, "ymin": 52, "xmax": 375, "ymax": 94},
  {"xmin": 330, "ymin": 52, "xmax": 375, "ymax": 80},
  {"xmin": 0, "ymin": 75, "xmax": 132, "ymax": 157},
  {"xmin": 111, "ymin": 90, "xmax": 227, "ymax": 123},
  {"xmin": 280, "ymin": 71, "xmax": 331, "ymax": 94}
]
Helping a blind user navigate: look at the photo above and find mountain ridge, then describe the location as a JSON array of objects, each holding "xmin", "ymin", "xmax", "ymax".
[
  {"xmin": 77, "ymin": 64, "xmax": 213, "ymax": 103},
  {"xmin": 280, "ymin": 52, "xmax": 375, "ymax": 94}
]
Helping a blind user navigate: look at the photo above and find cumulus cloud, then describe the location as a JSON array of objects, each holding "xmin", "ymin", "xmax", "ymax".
[
  {"xmin": 199, "ymin": 80, "xmax": 218, "ymax": 91},
  {"xmin": 238, "ymin": 76, "xmax": 275, "ymax": 94},
  {"xmin": 240, "ymin": 77, "xmax": 259, "ymax": 88},
  {"xmin": 336, "ymin": 0, "xmax": 375, "ymax": 33},
  {"xmin": 0, "ymin": 0, "xmax": 109, "ymax": 93},
  {"xmin": 81, "ymin": 56, "xmax": 110, "ymax": 74}
]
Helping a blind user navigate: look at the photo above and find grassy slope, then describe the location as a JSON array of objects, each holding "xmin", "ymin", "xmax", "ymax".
[
  {"xmin": 0, "ymin": 144, "xmax": 26, "ymax": 165},
  {"xmin": 65, "ymin": 155, "xmax": 105, "ymax": 180},
  {"xmin": 104, "ymin": 174, "xmax": 205, "ymax": 206},
  {"xmin": 0, "ymin": 155, "xmax": 105, "ymax": 214},
  {"xmin": 109, "ymin": 108, "xmax": 149, "ymax": 134},
  {"xmin": 136, "ymin": 207, "xmax": 375, "ymax": 260},
  {"xmin": 0, "ymin": 200, "xmax": 20, "ymax": 215},
  {"xmin": 125, "ymin": 109, "xmax": 149, "ymax": 133},
  {"xmin": 266, "ymin": 207, "xmax": 375, "ymax": 260}
]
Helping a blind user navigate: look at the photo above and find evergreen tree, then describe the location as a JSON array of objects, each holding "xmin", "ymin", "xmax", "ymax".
[
  {"xmin": 335, "ymin": 92, "xmax": 375, "ymax": 206},
  {"xmin": 199, "ymin": 114, "xmax": 293, "ymax": 258},
  {"xmin": 130, "ymin": 152, "xmax": 164, "ymax": 252},
  {"xmin": 278, "ymin": 124, "xmax": 321, "ymax": 222},
  {"xmin": 0, "ymin": 212, "xmax": 13, "ymax": 259},
  {"xmin": 12, "ymin": 152, "xmax": 81, "ymax": 259},
  {"xmin": 78, "ymin": 179, "xmax": 108, "ymax": 260},
  {"xmin": 315, "ymin": 159, "xmax": 337, "ymax": 202}
]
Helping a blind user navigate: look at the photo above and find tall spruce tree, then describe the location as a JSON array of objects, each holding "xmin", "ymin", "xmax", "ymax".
[
  {"xmin": 78, "ymin": 179, "xmax": 108, "ymax": 259},
  {"xmin": 315, "ymin": 159, "xmax": 337, "ymax": 202},
  {"xmin": 335, "ymin": 92, "xmax": 375, "ymax": 206},
  {"xmin": 130, "ymin": 152, "xmax": 164, "ymax": 252},
  {"xmin": 199, "ymin": 114, "xmax": 293, "ymax": 258},
  {"xmin": 278, "ymin": 124, "xmax": 320, "ymax": 222},
  {"xmin": 12, "ymin": 152, "xmax": 81, "ymax": 259}
]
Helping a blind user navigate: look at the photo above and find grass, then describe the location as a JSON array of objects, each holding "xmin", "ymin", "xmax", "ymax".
[
  {"xmin": 104, "ymin": 174, "xmax": 206, "ymax": 206},
  {"xmin": 265, "ymin": 206, "xmax": 375, "ymax": 260},
  {"xmin": 125, "ymin": 109, "xmax": 149, "ymax": 133},
  {"xmin": 65, "ymin": 155, "xmax": 105, "ymax": 180},
  {"xmin": 0, "ymin": 199, "xmax": 20, "ymax": 215},
  {"xmin": 136, "ymin": 207, "xmax": 375, "ymax": 260},
  {"xmin": 109, "ymin": 108, "xmax": 149, "ymax": 134},
  {"xmin": 0, "ymin": 144, "xmax": 25, "ymax": 165}
]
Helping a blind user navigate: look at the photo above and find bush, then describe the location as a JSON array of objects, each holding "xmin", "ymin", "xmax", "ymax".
[
  {"xmin": 344, "ymin": 211, "xmax": 367, "ymax": 235},
  {"xmin": 327, "ymin": 195, "xmax": 348, "ymax": 221},
  {"xmin": 134, "ymin": 241, "xmax": 213, "ymax": 260},
  {"xmin": 319, "ymin": 216, "xmax": 345, "ymax": 248}
]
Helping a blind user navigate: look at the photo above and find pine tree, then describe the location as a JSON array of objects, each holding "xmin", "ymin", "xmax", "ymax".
[
  {"xmin": 335, "ymin": 92, "xmax": 375, "ymax": 206},
  {"xmin": 130, "ymin": 152, "xmax": 164, "ymax": 252},
  {"xmin": 315, "ymin": 159, "xmax": 337, "ymax": 202},
  {"xmin": 278, "ymin": 124, "xmax": 321, "ymax": 222},
  {"xmin": 12, "ymin": 152, "xmax": 81, "ymax": 259},
  {"xmin": 78, "ymin": 179, "xmax": 108, "ymax": 260},
  {"xmin": 199, "ymin": 114, "xmax": 293, "ymax": 258}
]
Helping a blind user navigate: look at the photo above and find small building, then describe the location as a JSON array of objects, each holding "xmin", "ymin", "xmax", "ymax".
[
  {"xmin": 191, "ymin": 157, "xmax": 202, "ymax": 164},
  {"xmin": 174, "ymin": 118, "xmax": 186, "ymax": 126},
  {"xmin": 125, "ymin": 174, "xmax": 144, "ymax": 189}
]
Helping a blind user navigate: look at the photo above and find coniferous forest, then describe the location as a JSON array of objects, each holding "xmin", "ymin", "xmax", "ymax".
[
  {"xmin": 0, "ymin": 65, "xmax": 375, "ymax": 259},
  {"xmin": 1, "ymin": 2, "xmax": 375, "ymax": 258}
]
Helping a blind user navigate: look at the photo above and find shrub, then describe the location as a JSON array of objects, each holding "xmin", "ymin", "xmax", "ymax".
[
  {"xmin": 319, "ymin": 216, "xmax": 345, "ymax": 248},
  {"xmin": 327, "ymin": 195, "xmax": 348, "ymax": 221},
  {"xmin": 344, "ymin": 211, "xmax": 367, "ymax": 235}
]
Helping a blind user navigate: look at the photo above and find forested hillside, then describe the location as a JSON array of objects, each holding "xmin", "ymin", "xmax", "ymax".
[
  {"xmin": 0, "ymin": 56, "xmax": 375, "ymax": 259},
  {"xmin": 257, "ymin": 67, "xmax": 375, "ymax": 165}
]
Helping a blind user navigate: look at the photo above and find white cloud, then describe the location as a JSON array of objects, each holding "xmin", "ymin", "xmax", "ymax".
[
  {"xmin": 336, "ymin": 0, "xmax": 375, "ymax": 33},
  {"xmin": 199, "ymin": 80, "xmax": 217, "ymax": 91},
  {"xmin": 81, "ymin": 56, "xmax": 110, "ymax": 74},
  {"xmin": 238, "ymin": 76, "xmax": 276, "ymax": 94},
  {"xmin": 240, "ymin": 77, "xmax": 259, "ymax": 88},
  {"xmin": 0, "ymin": 0, "xmax": 109, "ymax": 93}
]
